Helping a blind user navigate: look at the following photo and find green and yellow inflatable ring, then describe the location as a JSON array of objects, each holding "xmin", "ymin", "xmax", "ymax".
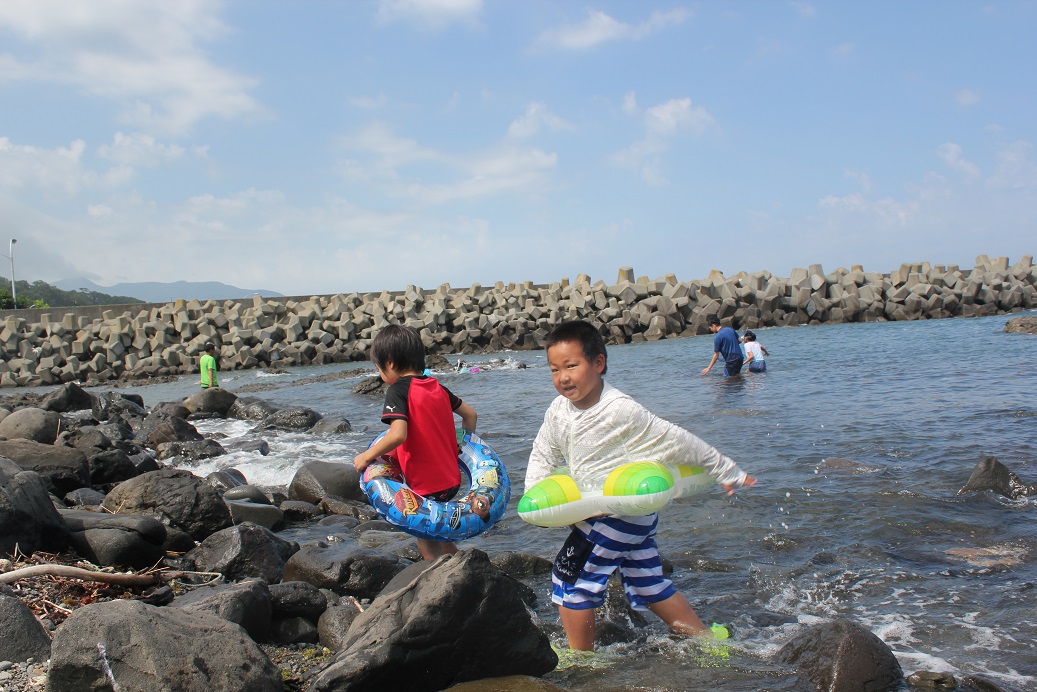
[{"xmin": 517, "ymin": 461, "xmax": 714, "ymax": 527}]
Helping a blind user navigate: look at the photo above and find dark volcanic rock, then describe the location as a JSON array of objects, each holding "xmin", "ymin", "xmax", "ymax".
[
  {"xmin": 0, "ymin": 439, "xmax": 90, "ymax": 498},
  {"xmin": 309, "ymin": 549, "xmax": 556, "ymax": 691},
  {"xmin": 61, "ymin": 509, "xmax": 168, "ymax": 569},
  {"xmin": 777, "ymin": 618, "xmax": 903, "ymax": 692},
  {"xmin": 0, "ymin": 585, "xmax": 53, "ymax": 663},
  {"xmin": 188, "ymin": 522, "xmax": 299, "ymax": 583},
  {"xmin": 0, "ymin": 463, "xmax": 69, "ymax": 555},
  {"xmin": 958, "ymin": 456, "xmax": 1036, "ymax": 499},
  {"xmin": 282, "ymin": 543, "xmax": 409, "ymax": 599},
  {"xmin": 0, "ymin": 407, "xmax": 61, "ymax": 443},
  {"xmin": 101, "ymin": 468, "xmax": 232, "ymax": 541},
  {"xmin": 288, "ymin": 460, "xmax": 364, "ymax": 504},
  {"xmin": 172, "ymin": 578, "xmax": 273, "ymax": 642},
  {"xmin": 47, "ymin": 599, "xmax": 282, "ymax": 692}
]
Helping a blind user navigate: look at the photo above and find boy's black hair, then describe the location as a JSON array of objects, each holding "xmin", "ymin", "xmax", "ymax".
[
  {"xmin": 743, "ymin": 330, "xmax": 756, "ymax": 341},
  {"xmin": 544, "ymin": 320, "xmax": 608, "ymax": 375},
  {"xmin": 371, "ymin": 324, "xmax": 426, "ymax": 373},
  {"xmin": 706, "ymin": 315, "xmax": 722, "ymax": 328}
]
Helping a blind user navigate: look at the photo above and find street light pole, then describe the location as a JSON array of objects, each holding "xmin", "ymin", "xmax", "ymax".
[{"xmin": 8, "ymin": 239, "xmax": 16, "ymax": 308}]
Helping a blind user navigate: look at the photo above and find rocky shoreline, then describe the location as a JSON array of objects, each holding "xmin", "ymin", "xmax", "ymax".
[
  {"xmin": 1, "ymin": 254, "xmax": 1035, "ymax": 388},
  {"xmin": 1, "ymin": 381, "xmax": 1030, "ymax": 691}
]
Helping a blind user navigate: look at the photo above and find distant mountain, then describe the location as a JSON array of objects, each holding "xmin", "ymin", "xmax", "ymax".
[{"xmin": 55, "ymin": 278, "xmax": 285, "ymax": 304}]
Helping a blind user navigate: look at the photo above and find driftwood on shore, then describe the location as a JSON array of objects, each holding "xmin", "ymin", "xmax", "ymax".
[{"xmin": 0, "ymin": 254, "xmax": 1034, "ymax": 387}]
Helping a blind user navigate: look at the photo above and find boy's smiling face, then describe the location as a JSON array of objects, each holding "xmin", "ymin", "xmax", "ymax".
[{"xmin": 546, "ymin": 340, "xmax": 606, "ymax": 410}]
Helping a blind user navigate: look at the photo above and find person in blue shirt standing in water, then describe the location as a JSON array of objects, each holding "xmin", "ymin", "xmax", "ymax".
[{"xmin": 700, "ymin": 316, "xmax": 744, "ymax": 377}]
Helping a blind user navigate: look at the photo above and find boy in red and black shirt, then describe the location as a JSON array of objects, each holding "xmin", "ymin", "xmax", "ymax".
[{"xmin": 354, "ymin": 324, "xmax": 478, "ymax": 559}]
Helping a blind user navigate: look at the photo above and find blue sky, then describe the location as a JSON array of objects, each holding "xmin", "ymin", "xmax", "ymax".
[{"xmin": 1, "ymin": 1, "xmax": 1035, "ymax": 296}]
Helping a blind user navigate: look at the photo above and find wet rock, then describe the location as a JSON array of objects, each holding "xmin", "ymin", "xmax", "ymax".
[
  {"xmin": 288, "ymin": 460, "xmax": 364, "ymax": 504},
  {"xmin": 958, "ymin": 456, "xmax": 1036, "ymax": 499},
  {"xmin": 223, "ymin": 484, "xmax": 269, "ymax": 503},
  {"xmin": 906, "ymin": 670, "xmax": 957, "ymax": 689},
  {"xmin": 172, "ymin": 578, "xmax": 273, "ymax": 642},
  {"xmin": 226, "ymin": 499, "xmax": 285, "ymax": 530},
  {"xmin": 0, "ymin": 408, "xmax": 61, "ymax": 444},
  {"xmin": 86, "ymin": 448, "xmax": 139, "ymax": 486},
  {"xmin": 226, "ymin": 438, "xmax": 271, "ymax": 455},
  {"xmin": 71, "ymin": 427, "xmax": 113, "ymax": 453},
  {"xmin": 227, "ymin": 396, "xmax": 280, "ymax": 421},
  {"xmin": 101, "ymin": 468, "xmax": 233, "ymax": 541},
  {"xmin": 188, "ymin": 522, "xmax": 299, "ymax": 583},
  {"xmin": 38, "ymin": 382, "xmax": 96, "ymax": 413},
  {"xmin": 0, "ymin": 586, "xmax": 52, "ymax": 663},
  {"xmin": 63, "ymin": 487, "xmax": 106, "ymax": 507},
  {"xmin": 317, "ymin": 605, "xmax": 362, "ymax": 651},
  {"xmin": 320, "ymin": 495, "xmax": 377, "ymax": 520},
  {"xmin": 446, "ymin": 677, "xmax": 567, "ymax": 692},
  {"xmin": 270, "ymin": 581, "xmax": 329, "ymax": 622},
  {"xmin": 309, "ymin": 550, "xmax": 556, "ymax": 691},
  {"xmin": 0, "ymin": 440, "xmax": 90, "ymax": 497},
  {"xmin": 309, "ymin": 417, "xmax": 353, "ymax": 435},
  {"xmin": 1003, "ymin": 315, "xmax": 1037, "ymax": 333},
  {"xmin": 260, "ymin": 408, "xmax": 322, "ymax": 430},
  {"xmin": 281, "ymin": 499, "xmax": 325, "ymax": 522},
  {"xmin": 156, "ymin": 438, "xmax": 227, "ymax": 462},
  {"xmin": 351, "ymin": 375, "xmax": 387, "ymax": 395},
  {"xmin": 61, "ymin": 509, "xmax": 168, "ymax": 569},
  {"xmin": 206, "ymin": 467, "xmax": 248, "ymax": 492},
  {"xmin": 48, "ymin": 599, "xmax": 282, "ymax": 692},
  {"xmin": 136, "ymin": 411, "xmax": 204, "ymax": 449},
  {"xmin": 0, "ymin": 464, "xmax": 69, "ymax": 555},
  {"xmin": 282, "ymin": 543, "xmax": 409, "ymax": 599},
  {"xmin": 150, "ymin": 401, "xmax": 191, "ymax": 418},
  {"xmin": 777, "ymin": 618, "xmax": 903, "ymax": 692},
  {"xmin": 490, "ymin": 551, "xmax": 553, "ymax": 578},
  {"xmin": 91, "ymin": 392, "xmax": 147, "ymax": 424},
  {"xmin": 182, "ymin": 388, "xmax": 238, "ymax": 417},
  {"xmin": 271, "ymin": 616, "xmax": 319, "ymax": 644}
]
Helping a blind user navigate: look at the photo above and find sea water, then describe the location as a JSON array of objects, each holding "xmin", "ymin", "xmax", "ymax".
[{"xmin": 90, "ymin": 310, "xmax": 1037, "ymax": 689}]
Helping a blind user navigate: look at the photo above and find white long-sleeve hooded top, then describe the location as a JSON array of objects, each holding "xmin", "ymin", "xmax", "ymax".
[{"xmin": 525, "ymin": 381, "xmax": 748, "ymax": 492}]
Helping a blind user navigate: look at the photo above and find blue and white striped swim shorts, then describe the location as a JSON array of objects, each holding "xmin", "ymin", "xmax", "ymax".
[{"xmin": 551, "ymin": 514, "xmax": 677, "ymax": 611}]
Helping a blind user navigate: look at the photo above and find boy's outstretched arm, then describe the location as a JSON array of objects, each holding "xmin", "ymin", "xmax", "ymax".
[
  {"xmin": 700, "ymin": 352, "xmax": 719, "ymax": 376},
  {"xmin": 455, "ymin": 401, "xmax": 477, "ymax": 432},
  {"xmin": 722, "ymin": 475, "xmax": 756, "ymax": 495},
  {"xmin": 353, "ymin": 419, "xmax": 408, "ymax": 472}
]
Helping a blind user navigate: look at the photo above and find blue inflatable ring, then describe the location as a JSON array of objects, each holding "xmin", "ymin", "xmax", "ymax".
[{"xmin": 359, "ymin": 429, "xmax": 510, "ymax": 541}]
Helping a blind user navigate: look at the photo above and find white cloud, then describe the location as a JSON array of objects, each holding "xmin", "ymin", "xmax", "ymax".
[
  {"xmin": 97, "ymin": 132, "xmax": 187, "ymax": 167},
  {"xmin": 644, "ymin": 98, "xmax": 713, "ymax": 137},
  {"xmin": 956, "ymin": 89, "xmax": 981, "ymax": 107},
  {"xmin": 538, "ymin": 8, "xmax": 691, "ymax": 50},
  {"xmin": 833, "ymin": 42, "xmax": 855, "ymax": 57},
  {"xmin": 611, "ymin": 97, "xmax": 715, "ymax": 185},
  {"xmin": 622, "ymin": 91, "xmax": 639, "ymax": 117},
  {"xmin": 0, "ymin": 137, "xmax": 90, "ymax": 192},
  {"xmin": 349, "ymin": 93, "xmax": 388, "ymax": 109},
  {"xmin": 0, "ymin": 0, "xmax": 261, "ymax": 134},
  {"xmin": 337, "ymin": 121, "xmax": 557, "ymax": 203},
  {"xmin": 987, "ymin": 140, "xmax": 1037, "ymax": 191},
  {"xmin": 937, "ymin": 142, "xmax": 981, "ymax": 179},
  {"xmin": 507, "ymin": 102, "xmax": 573, "ymax": 139},
  {"xmin": 792, "ymin": 2, "xmax": 817, "ymax": 18},
  {"xmin": 375, "ymin": 0, "xmax": 483, "ymax": 32}
]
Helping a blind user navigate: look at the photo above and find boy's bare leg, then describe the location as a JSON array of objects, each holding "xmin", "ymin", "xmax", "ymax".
[
  {"xmin": 417, "ymin": 538, "xmax": 458, "ymax": 560},
  {"xmin": 559, "ymin": 606, "xmax": 596, "ymax": 651},
  {"xmin": 647, "ymin": 592, "xmax": 710, "ymax": 635}
]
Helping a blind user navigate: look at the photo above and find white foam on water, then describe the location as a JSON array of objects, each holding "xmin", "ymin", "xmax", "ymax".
[{"xmin": 176, "ymin": 417, "xmax": 366, "ymax": 489}]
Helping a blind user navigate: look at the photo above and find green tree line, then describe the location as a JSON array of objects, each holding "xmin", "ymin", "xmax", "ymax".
[{"xmin": 0, "ymin": 277, "xmax": 143, "ymax": 310}]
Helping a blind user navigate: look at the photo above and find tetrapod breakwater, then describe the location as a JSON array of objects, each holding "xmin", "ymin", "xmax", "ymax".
[{"xmin": 0, "ymin": 253, "xmax": 1033, "ymax": 388}]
